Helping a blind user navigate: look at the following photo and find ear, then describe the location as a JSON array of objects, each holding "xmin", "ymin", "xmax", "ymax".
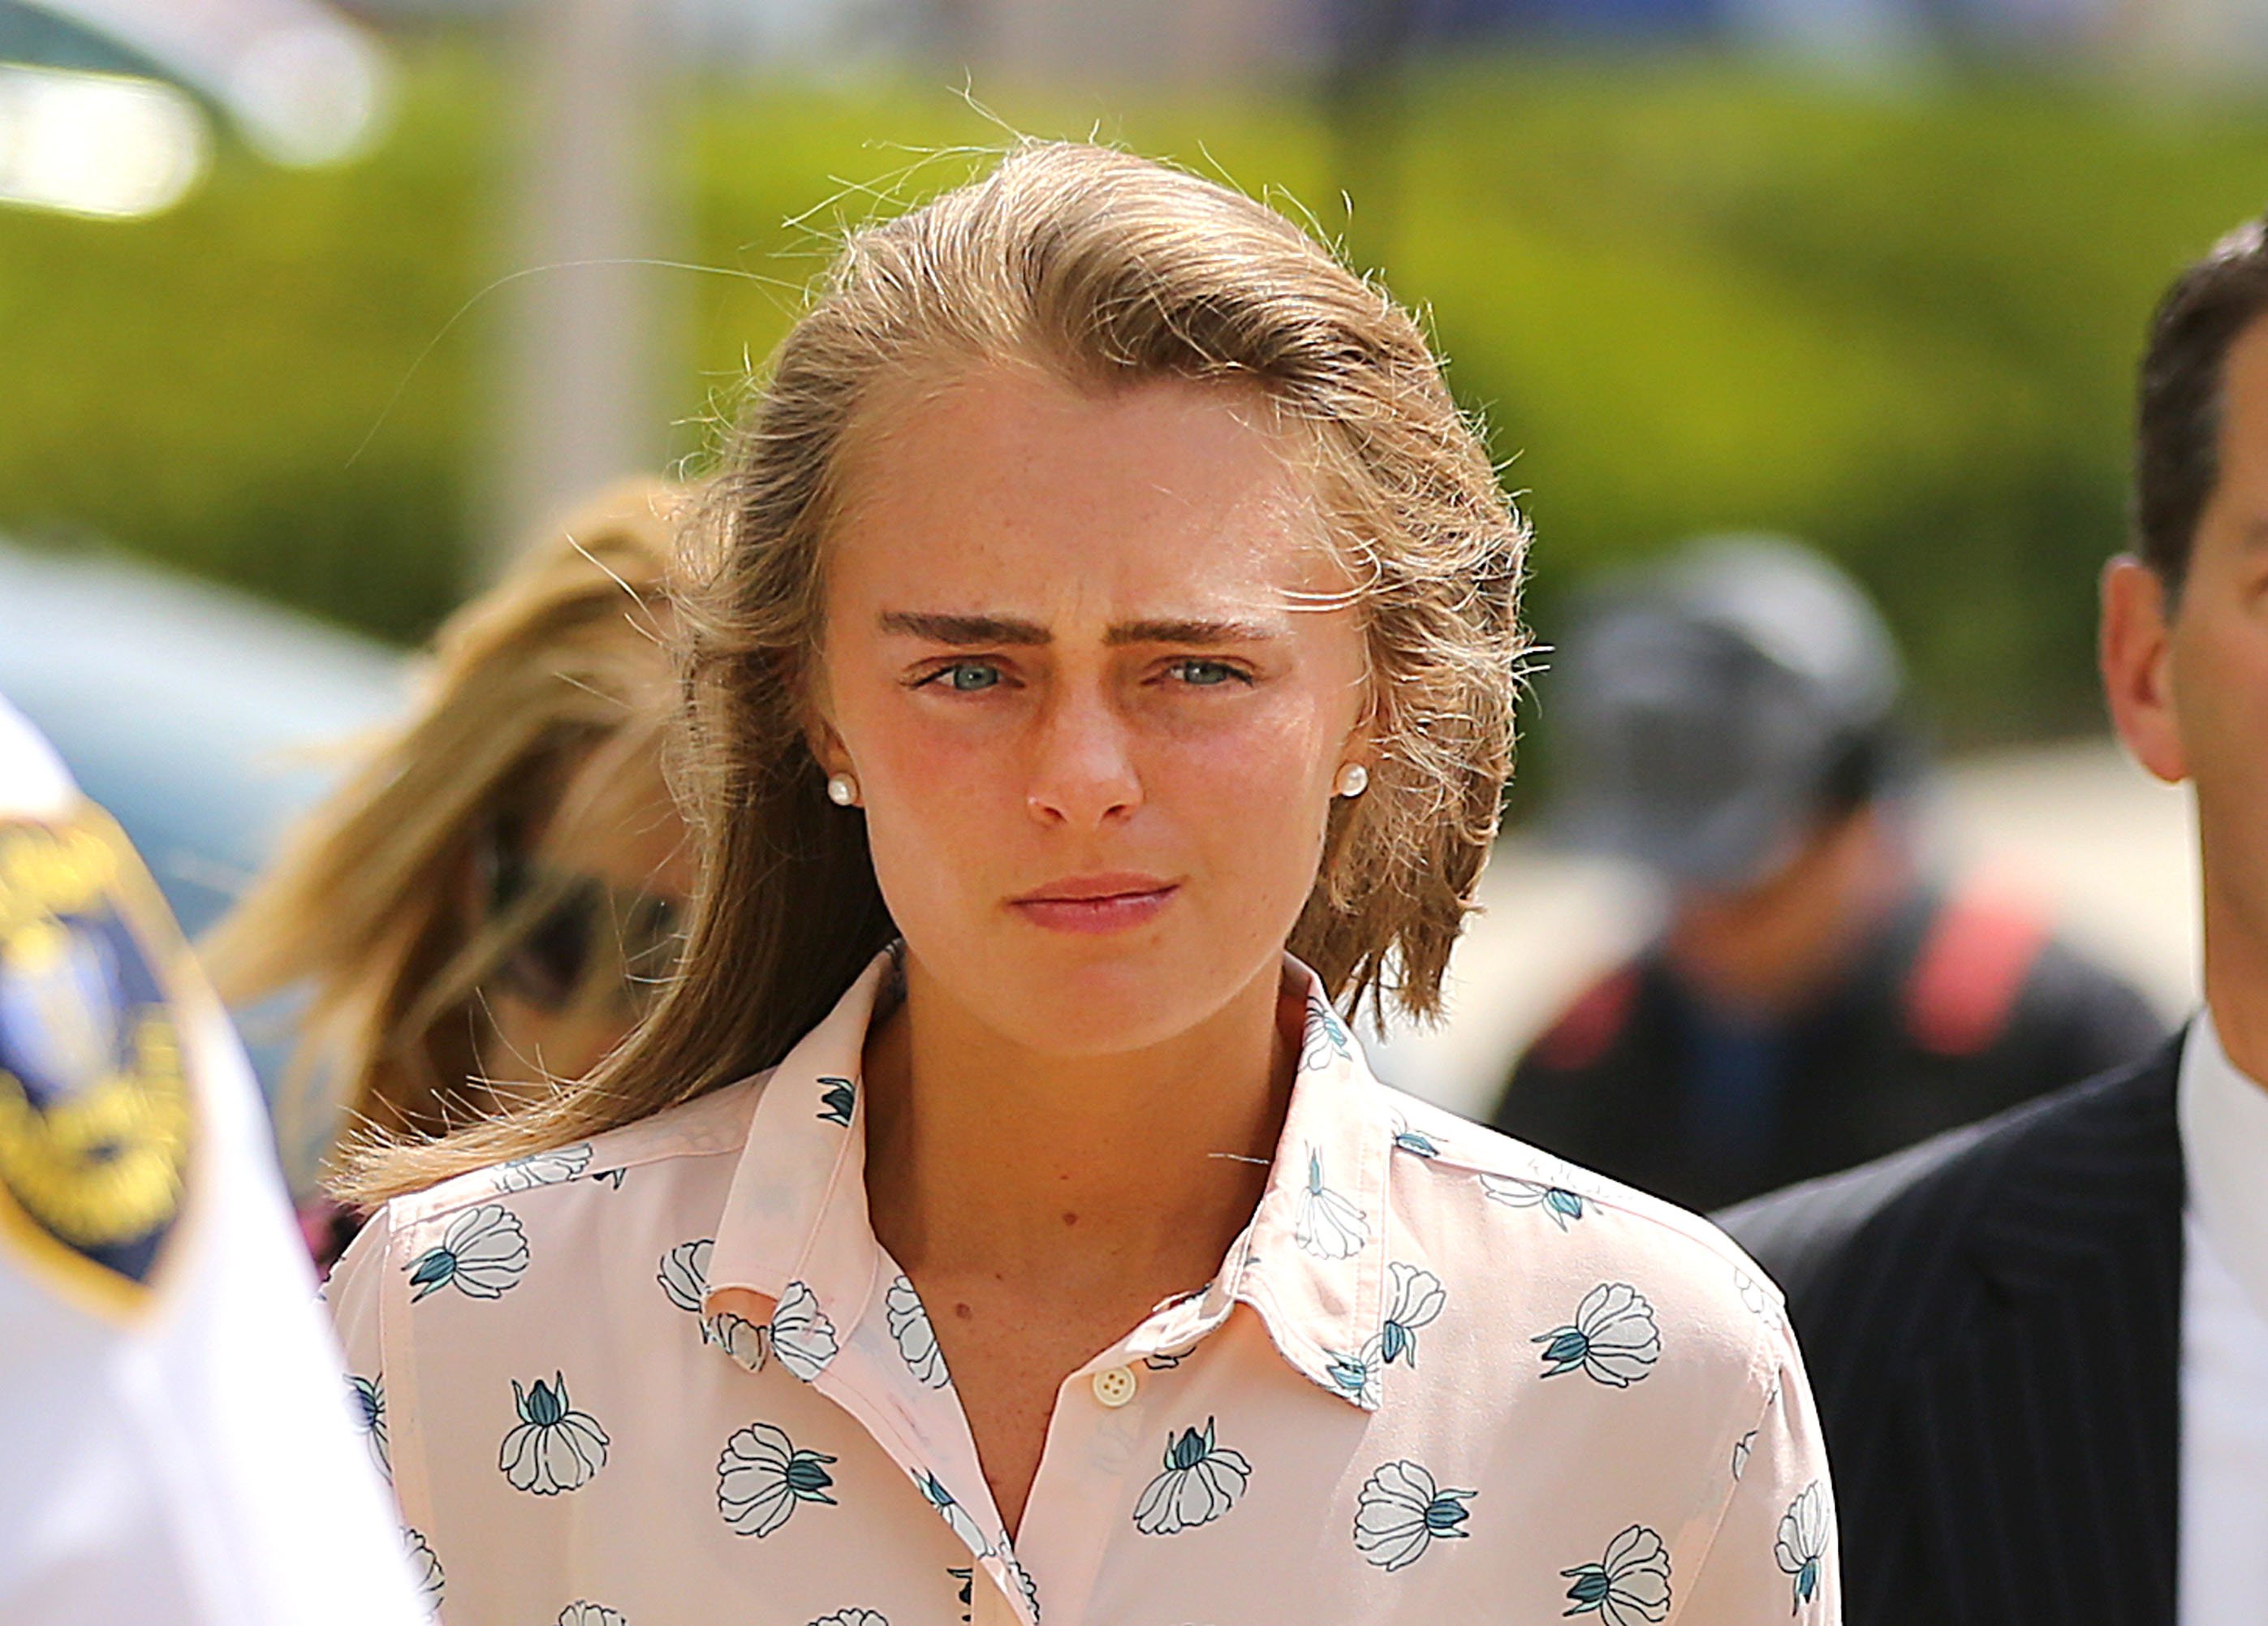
[
  {"xmin": 804, "ymin": 714, "xmax": 852, "ymax": 783},
  {"xmin": 2099, "ymin": 555, "xmax": 2188, "ymax": 785},
  {"xmin": 1338, "ymin": 675, "xmax": 1384, "ymax": 774},
  {"xmin": 798, "ymin": 660, "xmax": 854, "ymax": 782}
]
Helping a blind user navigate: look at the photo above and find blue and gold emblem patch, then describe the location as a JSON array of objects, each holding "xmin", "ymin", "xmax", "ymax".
[{"xmin": 0, "ymin": 806, "xmax": 196, "ymax": 1314}]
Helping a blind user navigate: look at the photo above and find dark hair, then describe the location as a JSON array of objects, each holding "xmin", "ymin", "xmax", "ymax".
[{"xmin": 2135, "ymin": 214, "xmax": 2268, "ymax": 597}]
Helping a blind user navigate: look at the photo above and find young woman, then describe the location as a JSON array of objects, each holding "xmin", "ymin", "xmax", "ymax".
[
  {"xmin": 329, "ymin": 145, "xmax": 1839, "ymax": 1626},
  {"xmin": 206, "ymin": 480, "xmax": 692, "ymax": 1264}
]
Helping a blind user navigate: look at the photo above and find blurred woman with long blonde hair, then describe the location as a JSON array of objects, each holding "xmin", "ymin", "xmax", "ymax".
[{"xmin": 206, "ymin": 480, "xmax": 693, "ymax": 1260}]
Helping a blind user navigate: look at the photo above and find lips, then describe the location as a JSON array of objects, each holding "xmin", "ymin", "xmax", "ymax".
[{"xmin": 1008, "ymin": 874, "xmax": 1179, "ymax": 935}]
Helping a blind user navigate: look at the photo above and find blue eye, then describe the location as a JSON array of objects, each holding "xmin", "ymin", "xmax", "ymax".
[
  {"xmin": 946, "ymin": 662, "xmax": 1000, "ymax": 692},
  {"xmin": 1171, "ymin": 659, "xmax": 1237, "ymax": 687}
]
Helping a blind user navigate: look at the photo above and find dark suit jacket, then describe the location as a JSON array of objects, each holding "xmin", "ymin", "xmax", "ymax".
[{"xmin": 1718, "ymin": 1040, "xmax": 2186, "ymax": 1626}]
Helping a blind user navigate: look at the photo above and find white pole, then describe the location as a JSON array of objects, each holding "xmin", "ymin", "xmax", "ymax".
[{"xmin": 491, "ymin": 0, "xmax": 673, "ymax": 570}]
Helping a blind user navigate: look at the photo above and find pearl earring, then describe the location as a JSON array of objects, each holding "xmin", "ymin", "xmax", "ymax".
[
  {"xmin": 826, "ymin": 773, "xmax": 859, "ymax": 807},
  {"xmin": 1334, "ymin": 763, "xmax": 1369, "ymax": 798}
]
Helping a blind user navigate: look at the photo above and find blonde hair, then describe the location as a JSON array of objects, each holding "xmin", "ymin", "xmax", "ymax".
[
  {"xmin": 205, "ymin": 479, "xmax": 685, "ymax": 1185},
  {"xmin": 343, "ymin": 142, "xmax": 1528, "ymax": 1203}
]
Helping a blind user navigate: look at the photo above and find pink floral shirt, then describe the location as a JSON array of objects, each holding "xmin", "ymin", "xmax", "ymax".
[{"xmin": 330, "ymin": 955, "xmax": 1840, "ymax": 1626}]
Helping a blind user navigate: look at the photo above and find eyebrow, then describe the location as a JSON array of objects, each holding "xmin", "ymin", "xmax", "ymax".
[{"xmin": 877, "ymin": 610, "xmax": 1279, "ymax": 647}]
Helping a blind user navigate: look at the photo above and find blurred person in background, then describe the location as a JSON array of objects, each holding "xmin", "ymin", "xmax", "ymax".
[
  {"xmin": 1490, "ymin": 535, "xmax": 2162, "ymax": 1210},
  {"xmin": 1723, "ymin": 213, "xmax": 2268, "ymax": 1626},
  {"xmin": 0, "ymin": 694, "xmax": 424, "ymax": 1625},
  {"xmin": 205, "ymin": 479, "xmax": 692, "ymax": 1269}
]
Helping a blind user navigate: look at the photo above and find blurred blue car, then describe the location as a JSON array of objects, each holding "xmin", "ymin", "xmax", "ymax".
[{"xmin": 0, "ymin": 537, "xmax": 409, "ymax": 1137}]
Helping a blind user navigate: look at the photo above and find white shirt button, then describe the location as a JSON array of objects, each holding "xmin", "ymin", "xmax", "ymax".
[{"xmin": 1091, "ymin": 1365, "xmax": 1139, "ymax": 1408}]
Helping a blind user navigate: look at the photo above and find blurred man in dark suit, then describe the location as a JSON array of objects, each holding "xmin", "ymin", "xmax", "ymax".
[
  {"xmin": 1493, "ymin": 535, "xmax": 2161, "ymax": 1211},
  {"xmin": 1722, "ymin": 218, "xmax": 2268, "ymax": 1626}
]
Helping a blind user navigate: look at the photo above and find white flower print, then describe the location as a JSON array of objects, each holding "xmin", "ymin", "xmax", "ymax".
[
  {"xmin": 1735, "ymin": 1266, "xmax": 1788, "ymax": 1331},
  {"xmin": 1132, "ymin": 1417, "xmax": 1251, "ymax": 1536},
  {"xmin": 406, "ymin": 1203, "xmax": 529, "ymax": 1302},
  {"xmin": 913, "ymin": 1469, "xmax": 993, "ymax": 1557},
  {"xmin": 1534, "ymin": 1283, "xmax": 1661, "ymax": 1387},
  {"xmin": 1479, "ymin": 1173, "xmax": 1587, "ymax": 1231},
  {"xmin": 708, "ymin": 1311, "xmax": 770, "ymax": 1371},
  {"xmin": 658, "ymin": 1238, "xmax": 713, "ymax": 1315},
  {"xmin": 885, "ymin": 1274, "xmax": 950, "ymax": 1388},
  {"xmin": 770, "ymin": 1279, "xmax": 839, "ymax": 1381},
  {"xmin": 348, "ymin": 1373, "xmax": 388, "ymax": 1480},
  {"xmin": 1300, "ymin": 994, "xmax": 1353, "ymax": 1072},
  {"xmin": 718, "ymin": 1421, "xmax": 837, "ymax": 1537},
  {"xmin": 1352, "ymin": 1460, "xmax": 1475, "ymax": 1572},
  {"xmin": 1362, "ymin": 1262, "xmax": 1446, "ymax": 1371},
  {"xmin": 558, "ymin": 1606, "xmax": 627, "ymax": 1626},
  {"xmin": 1293, "ymin": 1145, "xmax": 1369, "ymax": 1260},
  {"xmin": 808, "ymin": 1613, "xmax": 886, "ymax": 1626},
  {"xmin": 1775, "ymin": 1481, "xmax": 1832, "ymax": 1610},
  {"xmin": 403, "ymin": 1527, "xmax": 443, "ymax": 1615},
  {"xmin": 1732, "ymin": 1430, "xmax": 1757, "ymax": 1482},
  {"xmin": 498, "ymin": 1372, "xmax": 610, "ymax": 1494},
  {"xmin": 1563, "ymin": 1525, "xmax": 1672, "ymax": 1625},
  {"xmin": 494, "ymin": 1142, "xmax": 593, "ymax": 1191}
]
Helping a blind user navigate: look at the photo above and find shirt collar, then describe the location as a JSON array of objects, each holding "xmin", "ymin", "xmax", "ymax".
[
  {"xmin": 2178, "ymin": 1007, "xmax": 2268, "ymax": 1322},
  {"xmin": 702, "ymin": 951, "xmax": 1392, "ymax": 1409},
  {"xmin": 705, "ymin": 951, "xmax": 895, "ymax": 1343}
]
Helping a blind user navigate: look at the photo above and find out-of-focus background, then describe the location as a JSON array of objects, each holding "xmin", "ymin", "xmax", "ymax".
[{"xmin": 1, "ymin": 0, "xmax": 2239, "ymax": 1137}]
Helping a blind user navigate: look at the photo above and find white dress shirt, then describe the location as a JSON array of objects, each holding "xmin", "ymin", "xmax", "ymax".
[{"xmin": 2177, "ymin": 1009, "xmax": 2268, "ymax": 1626}]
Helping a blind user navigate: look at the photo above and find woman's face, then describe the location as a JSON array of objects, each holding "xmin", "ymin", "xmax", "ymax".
[
  {"xmin": 480, "ymin": 743, "xmax": 694, "ymax": 1086},
  {"xmin": 816, "ymin": 366, "xmax": 1371, "ymax": 1057}
]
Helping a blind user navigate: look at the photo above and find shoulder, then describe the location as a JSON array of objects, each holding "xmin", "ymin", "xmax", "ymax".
[
  {"xmin": 1899, "ymin": 878, "xmax": 2162, "ymax": 1059},
  {"xmin": 1382, "ymin": 1087, "xmax": 1790, "ymax": 1381},
  {"xmin": 330, "ymin": 1074, "xmax": 774, "ymax": 1379},
  {"xmin": 1718, "ymin": 1039, "xmax": 2184, "ymax": 1322},
  {"xmin": 337, "ymin": 1076, "xmax": 767, "ymax": 1322},
  {"xmin": 2011, "ymin": 932, "xmax": 2168, "ymax": 1046},
  {"xmin": 386, "ymin": 1072, "xmax": 766, "ymax": 1231}
]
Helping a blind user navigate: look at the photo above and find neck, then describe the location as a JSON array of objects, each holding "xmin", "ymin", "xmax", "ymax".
[
  {"xmin": 2202, "ymin": 865, "xmax": 2268, "ymax": 1089},
  {"xmin": 860, "ymin": 953, "xmax": 1296, "ymax": 1292}
]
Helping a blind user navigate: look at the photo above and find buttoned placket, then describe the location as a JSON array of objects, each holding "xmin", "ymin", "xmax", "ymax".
[
  {"xmin": 701, "ymin": 953, "xmax": 1392, "ymax": 1626},
  {"xmin": 943, "ymin": 1255, "xmax": 1228, "ymax": 1616}
]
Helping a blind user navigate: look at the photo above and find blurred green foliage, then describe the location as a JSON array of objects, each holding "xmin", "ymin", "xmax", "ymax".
[{"xmin": 4, "ymin": 46, "xmax": 2266, "ymax": 741}]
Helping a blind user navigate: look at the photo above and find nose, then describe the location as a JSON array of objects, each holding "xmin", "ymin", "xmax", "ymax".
[{"xmin": 1024, "ymin": 684, "xmax": 1141, "ymax": 829}]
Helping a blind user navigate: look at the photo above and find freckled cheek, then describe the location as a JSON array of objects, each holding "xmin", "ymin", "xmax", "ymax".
[
  {"xmin": 865, "ymin": 718, "xmax": 1133, "ymax": 960},
  {"xmin": 861, "ymin": 716, "xmax": 1001, "ymax": 808},
  {"xmin": 1166, "ymin": 716, "xmax": 1328, "ymax": 801},
  {"xmin": 1151, "ymin": 710, "xmax": 1338, "ymax": 886},
  {"xmin": 852, "ymin": 722, "xmax": 1016, "ymax": 903}
]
